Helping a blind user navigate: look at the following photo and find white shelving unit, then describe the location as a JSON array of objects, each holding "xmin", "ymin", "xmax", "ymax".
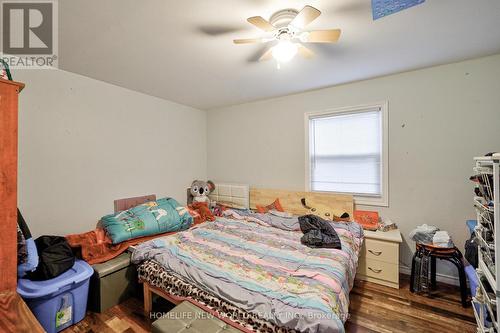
[{"xmin": 473, "ymin": 154, "xmax": 500, "ymax": 333}]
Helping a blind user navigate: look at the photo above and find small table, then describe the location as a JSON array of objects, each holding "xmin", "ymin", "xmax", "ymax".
[{"xmin": 410, "ymin": 243, "xmax": 468, "ymax": 307}]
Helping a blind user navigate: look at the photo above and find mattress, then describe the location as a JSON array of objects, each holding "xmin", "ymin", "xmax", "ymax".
[{"xmin": 132, "ymin": 217, "xmax": 363, "ymax": 333}]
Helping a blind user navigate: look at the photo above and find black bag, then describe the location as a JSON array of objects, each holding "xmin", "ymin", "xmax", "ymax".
[
  {"xmin": 27, "ymin": 236, "xmax": 75, "ymax": 281},
  {"xmin": 465, "ymin": 235, "xmax": 478, "ymax": 268}
]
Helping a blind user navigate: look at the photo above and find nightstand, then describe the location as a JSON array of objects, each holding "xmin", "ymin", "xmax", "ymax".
[{"xmin": 356, "ymin": 229, "xmax": 403, "ymax": 289}]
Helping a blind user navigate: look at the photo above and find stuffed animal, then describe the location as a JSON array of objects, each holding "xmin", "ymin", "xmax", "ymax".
[{"xmin": 188, "ymin": 180, "xmax": 215, "ymax": 206}]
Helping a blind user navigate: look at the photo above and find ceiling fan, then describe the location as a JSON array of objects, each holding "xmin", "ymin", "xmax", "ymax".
[{"xmin": 233, "ymin": 5, "xmax": 341, "ymax": 65}]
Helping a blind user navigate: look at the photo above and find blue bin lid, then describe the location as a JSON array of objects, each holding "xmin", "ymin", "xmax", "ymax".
[{"xmin": 17, "ymin": 260, "xmax": 94, "ymax": 299}]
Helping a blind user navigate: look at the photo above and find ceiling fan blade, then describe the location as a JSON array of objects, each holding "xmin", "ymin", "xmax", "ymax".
[
  {"xmin": 304, "ymin": 29, "xmax": 341, "ymax": 43},
  {"xmin": 197, "ymin": 25, "xmax": 245, "ymax": 36},
  {"xmin": 298, "ymin": 44, "xmax": 314, "ymax": 59},
  {"xmin": 290, "ymin": 5, "xmax": 321, "ymax": 29},
  {"xmin": 259, "ymin": 48, "xmax": 273, "ymax": 61},
  {"xmin": 233, "ymin": 38, "xmax": 263, "ymax": 44},
  {"xmin": 247, "ymin": 16, "xmax": 275, "ymax": 32}
]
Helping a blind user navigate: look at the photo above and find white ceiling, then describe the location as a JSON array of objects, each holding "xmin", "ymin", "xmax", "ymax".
[{"xmin": 59, "ymin": 0, "xmax": 500, "ymax": 110}]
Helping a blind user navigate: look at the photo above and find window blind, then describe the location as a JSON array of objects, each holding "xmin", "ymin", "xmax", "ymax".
[{"xmin": 309, "ymin": 108, "xmax": 382, "ymax": 196}]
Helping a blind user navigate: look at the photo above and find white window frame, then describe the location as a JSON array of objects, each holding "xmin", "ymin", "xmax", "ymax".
[{"xmin": 304, "ymin": 102, "xmax": 389, "ymax": 207}]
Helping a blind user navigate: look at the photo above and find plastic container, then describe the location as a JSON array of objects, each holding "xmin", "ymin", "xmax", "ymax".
[
  {"xmin": 466, "ymin": 265, "xmax": 479, "ymax": 297},
  {"xmin": 17, "ymin": 260, "xmax": 94, "ymax": 333},
  {"xmin": 466, "ymin": 264, "xmax": 493, "ymax": 328}
]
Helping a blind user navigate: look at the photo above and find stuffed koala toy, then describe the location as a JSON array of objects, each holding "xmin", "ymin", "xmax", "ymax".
[{"xmin": 188, "ymin": 180, "xmax": 215, "ymax": 206}]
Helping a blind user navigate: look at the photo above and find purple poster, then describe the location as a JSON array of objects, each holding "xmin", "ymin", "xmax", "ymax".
[{"xmin": 372, "ymin": 0, "xmax": 425, "ymax": 20}]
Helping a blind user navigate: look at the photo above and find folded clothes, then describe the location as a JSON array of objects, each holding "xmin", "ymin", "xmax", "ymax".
[
  {"xmin": 433, "ymin": 230, "xmax": 454, "ymax": 248},
  {"xmin": 433, "ymin": 230, "xmax": 450, "ymax": 241}
]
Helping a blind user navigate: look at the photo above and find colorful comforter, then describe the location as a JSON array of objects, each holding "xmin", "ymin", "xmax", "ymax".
[{"xmin": 132, "ymin": 217, "xmax": 363, "ymax": 333}]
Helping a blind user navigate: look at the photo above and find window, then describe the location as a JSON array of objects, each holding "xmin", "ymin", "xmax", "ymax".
[{"xmin": 305, "ymin": 103, "xmax": 388, "ymax": 206}]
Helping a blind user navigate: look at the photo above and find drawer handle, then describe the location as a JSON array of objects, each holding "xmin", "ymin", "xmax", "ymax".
[
  {"xmin": 368, "ymin": 250, "xmax": 383, "ymax": 256},
  {"xmin": 368, "ymin": 267, "xmax": 382, "ymax": 273}
]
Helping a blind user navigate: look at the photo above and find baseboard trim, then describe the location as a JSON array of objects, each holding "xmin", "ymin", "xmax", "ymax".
[{"xmin": 399, "ymin": 265, "xmax": 460, "ymax": 287}]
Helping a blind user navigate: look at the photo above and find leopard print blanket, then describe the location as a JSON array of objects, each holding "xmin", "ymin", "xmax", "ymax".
[{"xmin": 138, "ymin": 260, "xmax": 296, "ymax": 333}]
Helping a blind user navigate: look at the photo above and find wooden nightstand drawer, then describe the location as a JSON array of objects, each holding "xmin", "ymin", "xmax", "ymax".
[
  {"xmin": 358, "ymin": 258, "xmax": 399, "ymax": 285},
  {"xmin": 362, "ymin": 238, "xmax": 399, "ymax": 264},
  {"xmin": 357, "ymin": 229, "xmax": 402, "ymax": 289}
]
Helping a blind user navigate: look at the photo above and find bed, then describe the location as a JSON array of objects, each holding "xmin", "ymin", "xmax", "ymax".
[{"xmin": 132, "ymin": 188, "xmax": 362, "ymax": 333}]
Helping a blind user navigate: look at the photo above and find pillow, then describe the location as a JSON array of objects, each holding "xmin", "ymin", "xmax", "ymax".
[
  {"xmin": 101, "ymin": 197, "xmax": 193, "ymax": 244},
  {"xmin": 256, "ymin": 198, "xmax": 285, "ymax": 213}
]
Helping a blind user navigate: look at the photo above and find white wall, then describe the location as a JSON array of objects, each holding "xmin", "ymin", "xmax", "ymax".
[
  {"xmin": 207, "ymin": 54, "xmax": 500, "ymax": 277},
  {"xmin": 16, "ymin": 69, "xmax": 207, "ymax": 237}
]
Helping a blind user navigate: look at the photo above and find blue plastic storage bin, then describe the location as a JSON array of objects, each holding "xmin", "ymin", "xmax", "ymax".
[
  {"xmin": 17, "ymin": 260, "xmax": 94, "ymax": 333},
  {"xmin": 466, "ymin": 265, "xmax": 479, "ymax": 297},
  {"xmin": 465, "ymin": 264, "xmax": 493, "ymax": 328}
]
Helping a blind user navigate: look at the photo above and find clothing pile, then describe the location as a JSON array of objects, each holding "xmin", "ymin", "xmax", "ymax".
[
  {"xmin": 66, "ymin": 227, "xmax": 178, "ymax": 265},
  {"xmin": 410, "ymin": 225, "xmax": 456, "ymax": 293},
  {"xmin": 298, "ymin": 214, "xmax": 342, "ymax": 249},
  {"xmin": 187, "ymin": 201, "xmax": 215, "ymax": 225},
  {"xmin": 409, "ymin": 224, "xmax": 439, "ymax": 244},
  {"xmin": 17, "ymin": 209, "xmax": 76, "ymax": 280},
  {"xmin": 409, "ymin": 224, "xmax": 454, "ymax": 248}
]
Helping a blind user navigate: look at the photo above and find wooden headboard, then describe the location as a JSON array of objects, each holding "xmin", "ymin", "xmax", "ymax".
[
  {"xmin": 250, "ymin": 188, "xmax": 353, "ymax": 220},
  {"xmin": 114, "ymin": 194, "xmax": 156, "ymax": 213}
]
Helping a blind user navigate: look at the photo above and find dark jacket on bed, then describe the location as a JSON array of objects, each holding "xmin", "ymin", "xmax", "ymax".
[{"xmin": 298, "ymin": 214, "xmax": 342, "ymax": 249}]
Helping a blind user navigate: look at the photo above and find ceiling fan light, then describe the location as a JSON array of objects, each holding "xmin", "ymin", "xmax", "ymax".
[{"xmin": 272, "ymin": 41, "xmax": 298, "ymax": 62}]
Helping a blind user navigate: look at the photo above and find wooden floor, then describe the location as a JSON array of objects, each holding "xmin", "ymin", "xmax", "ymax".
[
  {"xmin": 63, "ymin": 274, "xmax": 476, "ymax": 333},
  {"xmin": 346, "ymin": 275, "xmax": 476, "ymax": 333}
]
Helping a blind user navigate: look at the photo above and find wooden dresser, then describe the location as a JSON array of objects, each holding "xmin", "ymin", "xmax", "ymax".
[
  {"xmin": 0, "ymin": 78, "xmax": 24, "ymax": 292},
  {"xmin": 0, "ymin": 78, "xmax": 44, "ymax": 332},
  {"xmin": 357, "ymin": 229, "xmax": 403, "ymax": 289}
]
